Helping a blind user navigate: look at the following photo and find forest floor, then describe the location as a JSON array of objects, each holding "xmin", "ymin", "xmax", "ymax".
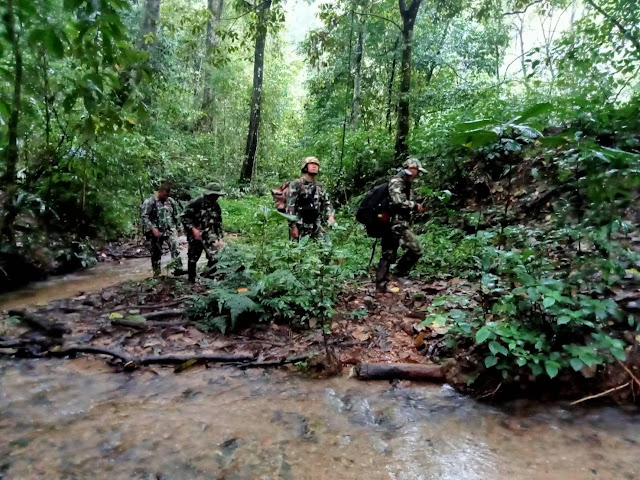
[
  {"xmin": 0, "ymin": 273, "xmax": 461, "ymax": 375},
  {"xmin": 2, "ymin": 270, "xmax": 640, "ymax": 404}
]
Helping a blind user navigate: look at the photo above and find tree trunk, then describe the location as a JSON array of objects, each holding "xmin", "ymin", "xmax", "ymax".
[
  {"xmin": 394, "ymin": 0, "xmax": 422, "ymax": 164},
  {"xmin": 137, "ymin": 0, "xmax": 162, "ymax": 53},
  {"xmin": 240, "ymin": 0, "xmax": 271, "ymax": 184},
  {"xmin": 350, "ymin": 18, "xmax": 366, "ymax": 129},
  {"xmin": 517, "ymin": 14, "xmax": 527, "ymax": 78},
  {"xmin": 202, "ymin": 0, "xmax": 225, "ymax": 113},
  {"xmin": 386, "ymin": 35, "xmax": 400, "ymax": 134},
  {"xmin": 1, "ymin": 0, "xmax": 23, "ymax": 242}
]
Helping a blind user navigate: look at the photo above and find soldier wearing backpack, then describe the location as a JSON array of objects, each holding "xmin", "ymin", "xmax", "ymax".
[
  {"xmin": 286, "ymin": 157, "xmax": 336, "ymax": 240},
  {"xmin": 375, "ymin": 158, "xmax": 427, "ymax": 292}
]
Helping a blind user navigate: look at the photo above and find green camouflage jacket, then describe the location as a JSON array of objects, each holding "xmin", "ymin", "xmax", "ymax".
[
  {"xmin": 286, "ymin": 177, "xmax": 335, "ymax": 226},
  {"xmin": 388, "ymin": 172, "xmax": 418, "ymax": 221},
  {"xmin": 181, "ymin": 196, "xmax": 224, "ymax": 241},
  {"xmin": 140, "ymin": 196, "xmax": 181, "ymax": 235}
]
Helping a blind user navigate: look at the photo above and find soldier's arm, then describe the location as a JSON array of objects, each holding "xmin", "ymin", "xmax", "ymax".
[
  {"xmin": 180, "ymin": 199, "xmax": 198, "ymax": 231},
  {"xmin": 388, "ymin": 178, "xmax": 416, "ymax": 212},
  {"xmin": 321, "ymin": 187, "xmax": 335, "ymax": 221},
  {"xmin": 285, "ymin": 179, "xmax": 301, "ymax": 223},
  {"xmin": 140, "ymin": 199, "xmax": 157, "ymax": 233}
]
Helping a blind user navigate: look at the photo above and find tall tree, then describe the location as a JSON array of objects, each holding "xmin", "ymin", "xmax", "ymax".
[
  {"xmin": 350, "ymin": 16, "xmax": 366, "ymax": 129},
  {"xmin": 394, "ymin": 0, "xmax": 423, "ymax": 163},
  {"xmin": 1, "ymin": 0, "xmax": 23, "ymax": 242},
  {"xmin": 137, "ymin": 0, "xmax": 162, "ymax": 53},
  {"xmin": 240, "ymin": 0, "xmax": 272, "ymax": 184},
  {"xmin": 202, "ymin": 0, "xmax": 225, "ymax": 112}
]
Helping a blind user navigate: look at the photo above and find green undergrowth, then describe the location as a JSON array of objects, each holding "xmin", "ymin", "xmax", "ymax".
[{"xmin": 187, "ymin": 203, "xmax": 371, "ymax": 333}]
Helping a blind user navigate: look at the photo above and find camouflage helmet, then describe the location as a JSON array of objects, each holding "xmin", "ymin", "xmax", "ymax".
[
  {"xmin": 403, "ymin": 157, "xmax": 427, "ymax": 174},
  {"xmin": 204, "ymin": 182, "xmax": 226, "ymax": 196},
  {"xmin": 301, "ymin": 156, "xmax": 320, "ymax": 172}
]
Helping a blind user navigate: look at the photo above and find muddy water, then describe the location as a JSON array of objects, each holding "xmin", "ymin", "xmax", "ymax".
[
  {"xmin": 0, "ymin": 257, "xmax": 154, "ymax": 311},
  {"xmin": 1, "ymin": 360, "xmax": 639, "ymax": 480}
]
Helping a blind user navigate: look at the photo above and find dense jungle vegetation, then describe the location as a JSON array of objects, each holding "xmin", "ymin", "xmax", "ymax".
[{"xmin": 1, "ymin": 0, "xmax": 639, "ymax": 390}]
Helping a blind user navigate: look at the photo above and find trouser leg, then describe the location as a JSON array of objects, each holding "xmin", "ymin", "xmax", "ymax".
[
  {"xmin": 187, "ymin": 239, "xmax": 204, "ymax": 283},
  {"xmin": 167, "ymin": 233, "xmax": 183, "ymax": 271},
  {"xmin": 376, "ymin": 229, "xmax": 398, "ymax": 292},
  {"xmin": 149, "ymin": 234, "xmax": 162, "ymax": 276},
  {"xmin": 393, "ymin": 226, "xmax": 423, "ymax": 278}
]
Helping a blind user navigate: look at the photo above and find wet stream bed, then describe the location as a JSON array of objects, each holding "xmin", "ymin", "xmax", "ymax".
[{"xmin": 1, "ymin": 359, "xmax": 639, "ymax": 480}]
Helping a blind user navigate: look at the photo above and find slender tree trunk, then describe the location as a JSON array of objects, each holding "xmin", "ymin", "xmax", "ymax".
[
  {"xmin": 350, "ymin": 18, "xmax": 365, "ymax": 129},
  {"xmin": 240, "ymin": 0, "xmax": 271, "ymax": 184},
  {"xmin": 137, "ymin": 0, "xmax": 162, "ymax": 52},
  {"xmin": 386, "ymin": 35, "xmax": 400, "ymax": 134},
  {"xmin": 1, "ymin": 0, "xmax": 23, "ymax": 242},
  {"xmin": 202, "ymin": 0, "xmax": 225, "ymax": 112},
  {"xmin": 394, "ymin": 0, "xmax": 422, "ymax": 164},
  {"xmin": 517, "ymin": 14, "xmax": 527, "ymax": 78}
]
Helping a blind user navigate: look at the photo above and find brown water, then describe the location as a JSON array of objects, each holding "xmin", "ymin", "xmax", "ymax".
[
  {"xmin": 0, "ymin": 257, "xmax": 154, "ymax": 311},
  {"xmin": 1, "ymin": 359, "xmax": 639, "ymax": 480}
]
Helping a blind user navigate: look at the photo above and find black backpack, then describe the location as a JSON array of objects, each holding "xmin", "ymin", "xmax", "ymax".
[
  {"xmin": 356, "ymin": 182, "xmax": 391, "ymax": 238},
  {"xmin": 295, "ymin": 183, "xmax": 320, "ymax": 223}
]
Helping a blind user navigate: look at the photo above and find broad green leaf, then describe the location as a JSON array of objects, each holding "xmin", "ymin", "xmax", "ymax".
[
  {"xmin": 542, "ymin": 297, "xmax": 556, "ymax": 308},
  {"xmin": 545, "ymin": 361, "xmax": 560, "ymax": 379},
  {"xmin": 557, "ymin": 315, "xmax": 571, "ymax": 325},
  {"xmin": 569, "ymin": 358, "xmax": 583, "ymax": 372},
  {"xmin": 516, "ymin": 102, "xmax": 553, "ymax": 123},
  {"xmin": 484, "ymin": 355, "xmax": 498, "ymax": 368},
  {"xmin": 489, "ymin": 340, "xmax": 508, "ymax": 356},
  {"xmin": 109, "ymin": 312, "xmax": 124, "ymax": 319},
  {"xmin": 475, "ymin": 326, "xmax": 491, "ymax": 343}
]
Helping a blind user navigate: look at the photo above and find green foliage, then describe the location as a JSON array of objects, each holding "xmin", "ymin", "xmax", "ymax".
[{"xmin": 188, "ymin": 202, "xmax": 367, "ymax": 333}]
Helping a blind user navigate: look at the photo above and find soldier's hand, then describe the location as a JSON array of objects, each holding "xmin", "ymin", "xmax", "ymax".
[
  {"xmin": 328, "ymin": 215, "xmax": 337, "ymax": 226},
  {"xmin": 416, "ymin": 204, "xmax": 425, "ymax": 214},
  {"xmin": 215, "ymin": 240, "xmax": 225, "ymax": 249},
  {"xmin": 192, "ymin": 227, "xmax": 202, "ymax": 241},
  {"xmin": 290, "ymin": 225, "xmax": 299, "ymax": 239},
  {"xmin": 152, "ymin": 227, "xmax": 161, "ymax": 237}
]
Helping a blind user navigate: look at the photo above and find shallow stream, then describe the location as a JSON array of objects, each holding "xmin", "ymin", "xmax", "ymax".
[{"xmin": 1, "ymin": 359, "xmax": 639, "ymax": 479}]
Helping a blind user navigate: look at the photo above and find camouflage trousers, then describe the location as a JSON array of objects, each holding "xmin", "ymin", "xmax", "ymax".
[
  {"xmin": 294, "ymin": 222, "xmax": 326, "ymax": 241},
  {"xmin": 187, "ymin": 235, "xmax": 221, "ymax": 272},
  {"xmin": 148, "ymin": 232, "xmax": 182, "ymax": 275},
  {"xmin": 377, "ymin": 222, "xmax": 423, "ymax": 285}
]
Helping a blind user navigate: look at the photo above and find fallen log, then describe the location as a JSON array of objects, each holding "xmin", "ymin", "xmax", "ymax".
[
  {"xmin": 7, "ymin": 310, "xmax": 71, "ymax": 338},
  {"xmin": 110, "ymin": 298, "xmax": 189, "ymax": 312},
  {"xmin": 238, "ymin": 353, "xmax": 316, "ymax": 368},
  {"xmin": 351, "ymin": 363, "xmax": 445, "ymax": 382},
  {"xmin": 143, "ymin": 309, "xmax": 186, "ymax": 320},
  {"xmin": 137, "ymin": 353, "xmax": 255, "ymax": 366},
  {"xmin": 111, "ymin": 318, "xmax": 194, "ymax": 329}
]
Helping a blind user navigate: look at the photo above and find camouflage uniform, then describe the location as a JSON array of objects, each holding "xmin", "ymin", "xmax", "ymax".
[
  {"xmin": 181, "ymin": 188, "xmax": 224, "ymax": 282},
  {"xmin": 376, "ymin": 167, "xmax": 425, "ymax": 290},
  {"xmin": 286, "ymin": 177, "xmax": 335, "ymax": 239},
  {"xmin": 140, "ymin": 195, "xmax": 183, "ymax": 276}
]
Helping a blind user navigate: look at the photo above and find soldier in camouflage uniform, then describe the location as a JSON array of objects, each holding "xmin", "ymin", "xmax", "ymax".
[
  {"xmin": 140, "ymin": 184, "xmax": 184, "ymax": 277},
  {"xmin": 286, "ymin": 157, "xmax": 336, "ymax": 240},
  {"xmin": 181, "ymin": 182, "xmax": 225, "ymax": 283},
  {"xmin": 376, "ymin": 158, "xmax": 427, "ymax": 293}
]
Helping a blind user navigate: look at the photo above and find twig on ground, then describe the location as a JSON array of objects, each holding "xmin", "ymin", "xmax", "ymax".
[
  {"xmin": 617, "ymin": 360, "xmax": 640, "ymax": 389},
  {"xmin": 477, "ymin": 382, "xmax": 502, "ymax": 400},
  {"xmin": 110, "ymin": 298, "xmax": 189, "ymax": 312},
  {"xmin": 143, "ymin": 309, "xmax": 186, "ymax": 320},
  {"xmin": 569, "ymin": 382, "xmax": 631, "ymax": 405},
  {"xmin": 111, "ymin": 318, "xmax": 194, "ymax": 329}
]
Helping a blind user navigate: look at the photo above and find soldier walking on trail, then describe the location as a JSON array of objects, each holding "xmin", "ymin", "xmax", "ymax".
[
  {"xmin": 140, "ymin": 184, "xmax": 185, "ymax": 277},
  {"xmin": 286, "ymin": 157, "xmax": 336, "ymax": 240},
  {"xmin": 376, "ymin": 158, "xmax": 427, "ymax": 293},
  {"xmin": 181, "ymin": 182, "xmax": 225, "ymax": 283}
]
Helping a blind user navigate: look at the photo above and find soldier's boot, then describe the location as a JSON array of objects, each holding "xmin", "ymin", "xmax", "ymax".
[
  {"xmin": 188, "ymin": 261, "xmax": 197, "ymax": 284},
  {"xmin": 152, "ymin": 261, "xmax": 161, "ymax": 278},
  {"xmin": 203, "ymin": 259, "xmax": 217, "ymax": 279},
  {"xmin": 393, "ymin": 251, "xmax": 421, "ymax": 282},
  {"xmin": 375, "ymin": 259, "xmax": 391, "ymax": 293}
]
